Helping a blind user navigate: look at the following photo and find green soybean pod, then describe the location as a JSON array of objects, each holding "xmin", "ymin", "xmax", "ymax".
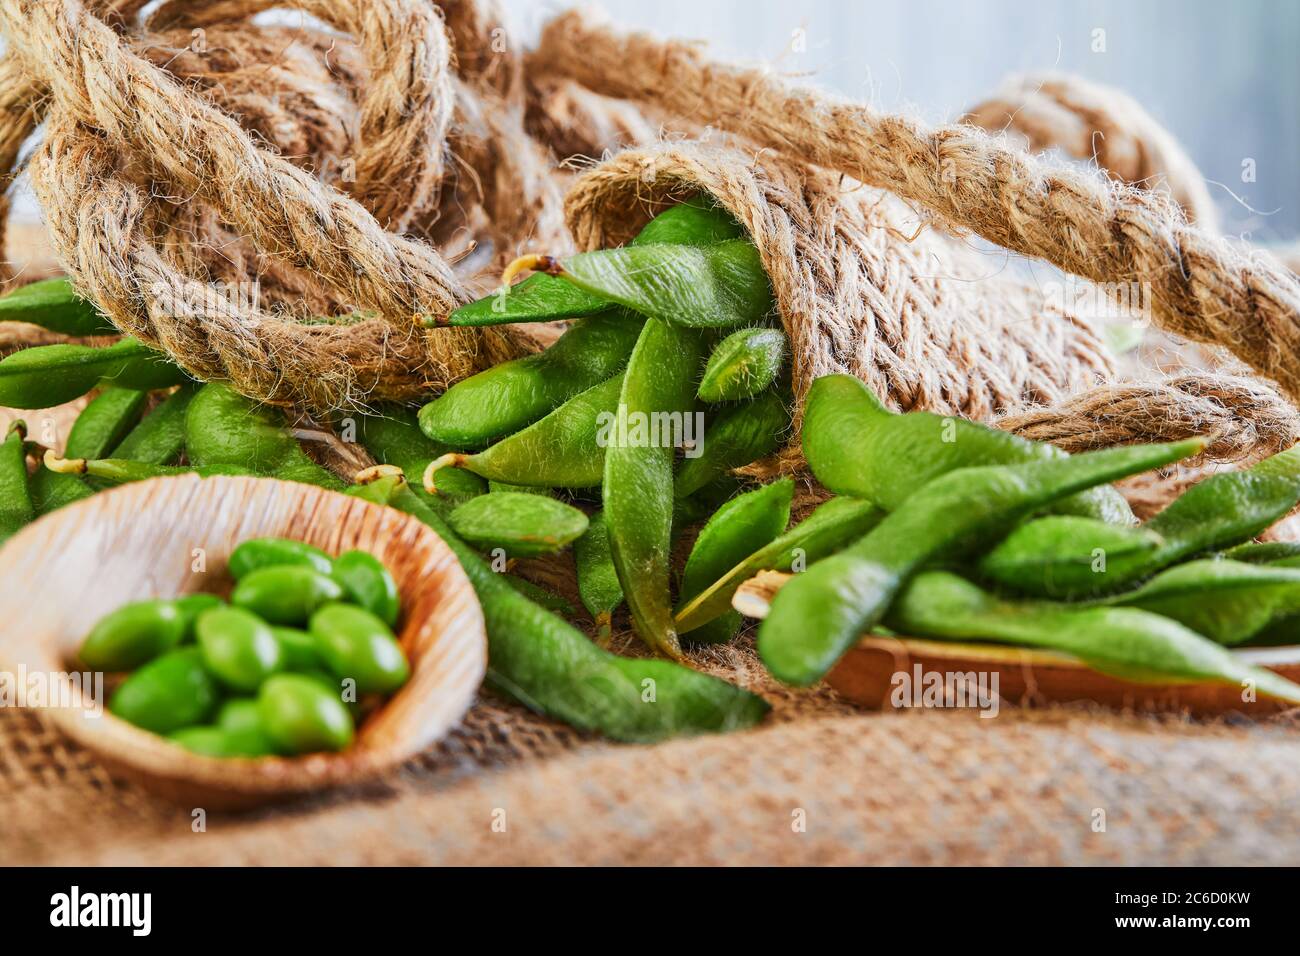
[
  {"xmin": 0, "ymin": 277, "xmax": 117, "ymax": 336},
  {"xmin": 1221, "ymin": 541, "xmax": 1300, "ymax": 564},
  {"xmin": 975, "ymin": 516, "xmax": 1163, "ymax": 593},
  {"xmin": 331, "ymin": 550, "xmax": 400, "ymax": 627},
  {"xmin": 109, "ymin": 647, "xmax": 220, "ymax": 734},
  {"xmin": 356, "ymin": 404, "xmax": 485, "ymax": 506},
  {"xmin": 0, "ymin": 421, "xmax": 34, "ymax": 544},
  {"xmin": 697, "ymin": 326, "xmax": 787, "ymax": 402},
  {"xmin": 79, "ymin": 598, "xmax": 187, "ymax": 671},
  {"xmin": 232, "ymin": 565, "xmax": 344, "ymax": 626},
  {"xmin": 448, "ymin": 492, "xmax": 589, "ymax": 558},
  {"xmin": 42, "ymin": 452, "xmax": 255, "ymax": 485},
  {"xmin": 603, "ymin": 319, "xmax": 703, "ymax": 659},
  {"xmin": 309, "ymin": 602, "xmax": 409, "ymax": 694},
  {"xmin": 677, "ymin": 478, "xmax": 794, "ymax": 643},
  {"xmin": 675, "ymin": 389, "xmax": 790, "ymax": 498},
  {"xmin": 573, "ymin": 509, "xmax": 624, "ymax": 640},
  {"xmin": 886, "ymin": 571, "xmax": 1300, "ymax": 702},
  {"xmin": 676, "ymin": 495, "xmax": 884, "ymax": 633},
  {"xmin": 425, "ymin": 373, "xmax": 623, "ymax": 492},
  {"xmin": 0, "ymin": 337, "xmax": 186, "ymax": 409},
  {"xmin": 1105, "ymin": 559, "xmax": 1300, "ymax": 646},
  {"xmin": 185, "ymin": 382, "xmax": 344, "ymax": 490},
  {"xmin": 64, "ymin": 387, "xmax": 149, "ymax": 461},
  {"xmin": 29, "ymin": 468, "xmax": 94, "ymax": 515},
  {"xmin": 258, "ymin": 674, "xmax": 355, "ymax": 754},
  {"xmin": 229, "ymin": 537, "xmax": 334, "ymax": 579},
  {"xmin": 111, "ymin": 383, "xmax": 198, "ymax": 464},
  {"xmin": 981, "ymin": 444, "xmax": 1300, "ymax": 598},
  {"xmin": 501, "ymin": 574, "xmax": 578, "ymax": 618},
  {"xmin": 196, "ymin": 606, "xmax": 285, "ymax": 691},
  {"xmin": 758, "ymin": 438, "xmax": 1204, "ymax": 686},
  {"xmin": 543, "ymin": 240, "xmax": 775, "ymax": 329},
  {"xmin": 347, "ymin": 473, "xmax": 769, "ymax": 741},
  {"xmin": 439, "ymin": 196, "xmax": 744, "ymax": 328},
  {"xmin": 801, "ymin": 373, "xmax": 1134, "ymax": 525},
  {"xmin": 418, "ymin": 311, "xmax": 643, "ymax": 448}
]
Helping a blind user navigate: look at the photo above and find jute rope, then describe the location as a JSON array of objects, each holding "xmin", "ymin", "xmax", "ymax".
[
  {"xmin": 0, "ymin": 0, "xmax": 1296, "ymax": 459},
  {"xmin": 534, "ymin": 10, "xmax": 1300, "ymax": 407}
]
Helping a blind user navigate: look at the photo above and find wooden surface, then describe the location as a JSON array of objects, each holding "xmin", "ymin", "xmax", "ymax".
[{"xmin": 0, "ymin": 475, "xmax": 487, "ymax": 809}]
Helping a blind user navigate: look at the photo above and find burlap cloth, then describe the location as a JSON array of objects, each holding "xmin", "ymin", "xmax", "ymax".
[{"xmin": 6, "ymin": 631, "xmax": 1299, "ymax": 866}]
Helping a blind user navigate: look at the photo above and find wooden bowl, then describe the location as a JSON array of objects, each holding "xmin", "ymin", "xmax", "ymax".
[
  {"xmin": 0, "ymin": 475, "xmax": 486, "ymax": 809},
  {"xmin": 735, "ymin": 571, "xmax": 1300, "ymax": 717}
]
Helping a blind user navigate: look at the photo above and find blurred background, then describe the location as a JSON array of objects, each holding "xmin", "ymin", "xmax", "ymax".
[{"xmin": 505, "ymin": 0, "xmax": 1299, "ymax": 240}]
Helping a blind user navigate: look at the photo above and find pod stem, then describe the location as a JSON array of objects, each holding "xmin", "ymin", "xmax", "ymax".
[
  {"xmin": 354, "ymin": 463, "xmax": 406, "ymax": 486},
  {"xmin": 500, "ymin": 254, "xmax": 563, "ymax": 287},
  {"xmin": 594, "ymin": 612, "xmax": 613, "ymax": 648},
  {"xmin": 422, "ymin": 453, "xmax": 468, "ymax": 496},
  {"xmin": 43, "ymin": 449, "xmax": 87, "ymax": 475}
]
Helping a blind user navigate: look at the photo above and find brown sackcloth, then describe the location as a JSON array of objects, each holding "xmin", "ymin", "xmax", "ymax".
[{"xmin": 5, "ymin": 639, "xmax": 1300, "ymax": 866}]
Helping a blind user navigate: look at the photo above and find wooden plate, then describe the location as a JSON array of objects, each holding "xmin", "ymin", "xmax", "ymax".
[
  {"xmin": 0, "ymin": 475, "xmax": 486, "ymax": 809},
  {"xmin": 736, "ymin": 570, "xmax": 1300, "ymax": 716}
]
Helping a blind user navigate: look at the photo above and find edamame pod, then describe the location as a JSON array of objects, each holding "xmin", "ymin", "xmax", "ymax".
[
  {"xmin": 675, "ymin": 389, "xmax": 790, "ymax": 497},
  {"xmin": 185, "ymin": 382, "xmax": 344, "ymax": 490},
  {"xmin": 697, "ymin": 326, "xmax": 787, "ymax": 402},
  {"xmin": 231, "ymin": 565, "xmax": 344, "ymax": 625},
  {"xmin": 439, "ymin": 196, "xmax": 745, "ymax": 328},
  {"xmin": 573, "ymin": 509, "xmax": 623, "ymax": 640},
  {"xmin": 196, "ymin": 606, "xmax": 285, "ymax": 692},
  {"xmin": 169, "ymin": 726, "xmax": 248, "ymax": 758},
  {"xmin": 258, "ymin": 674, "xmax": 354, "ymax": 754},
  {"xmin": 109, "ymin": 647, "xmax": 220, "ymax": 734},
  {"xmin": 758, "ymin": 438, "xmax": 1204, "ymax": 685},
  {"xmin": 975, "ymin": 516, "xmax": 1163, "ymax": 593},
  {"xmin": 29, "ymin": 469, "xmax": 93, "ymax": 515},
  {"xmin": 42, "ymin": 451, "xmax": 254, "ymax": 485},
  {"xmin": 1221, "ymin": 541, "xmax": 1300, "ymax": 564},
  {"xmin": 676, "ymin": 496, "xmax": 883, "ymax": 633},
  {"xmin": 309, "ymin": 602, "xmax": 409, "ymax": 694},
  {"xmin": 425, "ymin": 374, "xmax": 623, "ymax": 491},
  {"xmin": 418, "ymin": 312, "xmax": 643, "ymax": 448},
  {"xmin": 981, "ymin": 444, "xmax": 1300, "ymax": 598},
  {"xmin": 331, "ymin": 550, "xmax": 401, "ymax": 627},
  {"xmin": 64, "ymin": 387, "xmax": 148, "ymax": 461},
  {"xmin": 348, "ymin": 472, "xmax": 769, "ymax": 741},
  {"xmin": 1105, "ymin": 559, "xmax": 1300, "ymax": 646},
  {"xmin": 0, "ymin": 277, "xmax": 117, "ymax": 337},
  {"xmin": 501, "ymin": 574, "xmax": 578, "ymax": 618},
  {"xmin": 0, "ymin": 337, "xmax": 186, "ymax": 409},
  {"xmin": 356, "ymin": 404, "xmax": 484, "ymax": 506},
  {"xmin": 887, "ymin": 571, "xmax": 1300, "ymax": 702},
  {"xmin": 537, "ymin": 240, "xmax": 775, "ymax": 329},
  {"xmin": 112, "ymin": 383, "xmax": 198, "ymax": 464},
  {"xmin": 677, "ymin": 478, "xmax": 793, "ymax": 643},
  {"xmin": 448, "ymin": 492, "xmax": 589, "ymax": 558},
  {"xmin": 604, "ymin": 319, "xmax": 703, "ymax": 658},
  {"xmin": 229, "ymin": 537, "xmax": 334, "ymax": 579},
  {"xmin": 802, "ymin": 374, "xmax": 1134, "ymax": 525},
  {"xmin": 79, "ymin": 598, "xmax": 187, "ymax": 671},
  {"xmin": 0, "ymin": 421, "xmax": 34, "ymax": 544}
]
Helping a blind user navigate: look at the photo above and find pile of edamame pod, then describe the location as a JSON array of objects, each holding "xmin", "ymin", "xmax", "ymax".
[
  {"xmin": 5, "ymin": 191, "xmax": 1300, "ymax": 751},
  {"xmin": 81, "ymin": 538, "xmax": 408, "ymax": 757}
]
